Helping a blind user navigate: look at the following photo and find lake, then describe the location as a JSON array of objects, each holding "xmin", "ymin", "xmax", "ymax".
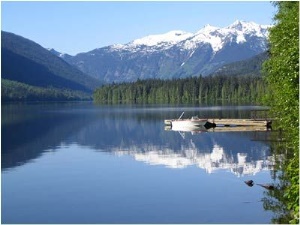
[{"xmin": 1, "ymin": 102, "xmax": 275, "ymax": 224}]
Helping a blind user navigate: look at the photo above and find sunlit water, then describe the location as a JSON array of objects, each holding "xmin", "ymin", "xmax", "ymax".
[{"xmin": 1, "ymin": 102, "xmax": 274, "ymax": 223}]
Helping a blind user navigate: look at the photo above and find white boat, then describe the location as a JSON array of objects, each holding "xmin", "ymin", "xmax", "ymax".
[
  {"xmin": 167, "ymin": 125, "xmax": 207, "ymax": 133},
  {"xmin": 164, "ymin": 112, "xmax": 208, "ymax": 129}
]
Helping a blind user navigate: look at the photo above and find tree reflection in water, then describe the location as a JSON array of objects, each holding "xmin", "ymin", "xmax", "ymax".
[{"xmin": 261, "ymin": 140, "xmax": 297, "ymax": 224}]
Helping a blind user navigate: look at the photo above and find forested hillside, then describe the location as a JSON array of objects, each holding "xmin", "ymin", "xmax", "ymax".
[
  {"xmin": 94, "ymin": 75, "xmax": 266, "ymax": 104},
  {"xmin": 1, "ymin": 79, "xmax": 92, "ymax": 101},
  {"xmin": 213, "ymin": 51, "xmax": 269, "ymax": 76},
  {"xmin": 1, "ymin": 31, "xmax": 102, "ymax": 101}
]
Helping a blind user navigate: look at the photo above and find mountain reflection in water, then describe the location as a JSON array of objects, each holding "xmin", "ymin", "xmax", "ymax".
[
  {"xmin": 2, "ymin": 103, "xmax": 273, "ymax": 178},
  {"xmin": 114, "ymin": 143, "xmax": 274, "ymax": 176},
  {"xmin": 2, "ymin": 103, "xmax": 275, "ymax": 224}
]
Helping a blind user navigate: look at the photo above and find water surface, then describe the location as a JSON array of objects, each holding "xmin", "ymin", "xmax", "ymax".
[{"xmin": 2, "ymin": 102, "xmax": 274, "ymax": 223}]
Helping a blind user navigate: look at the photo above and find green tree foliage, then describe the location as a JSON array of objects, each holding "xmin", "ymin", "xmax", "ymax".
[
  {"xmin": 1, "ymin": 79, "xmax": 92, "ymax": 101},
  {"xmin": 262, "ymin": 1, "xmax": 299, "ymax": 223},
  {"xmin": 94, "ymin": 75, "xmax": 267, "ymax": 104}
]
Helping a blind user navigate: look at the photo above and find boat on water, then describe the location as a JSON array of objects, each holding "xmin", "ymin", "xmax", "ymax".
[
  {"xmin": 165, "ymin": 124, "xmax": 208, "ymax": 133},
  {"xmin": 164, "ymin": 112, "xmax": 208, "ymax": 129}
]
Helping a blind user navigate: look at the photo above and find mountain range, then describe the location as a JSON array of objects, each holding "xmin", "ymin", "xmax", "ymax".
[
  {"xmin": 58, "ymin": 20, "xmax": 270, "ymax": 83},
  {"xmin": 1, "ymin": 20, "xmax": 270, "ymax": 101}
]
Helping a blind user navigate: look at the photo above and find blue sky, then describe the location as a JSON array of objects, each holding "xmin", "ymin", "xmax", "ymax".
[{"xmin": 1, "ymin": 1, "xmax": 276, "ymax": 55}]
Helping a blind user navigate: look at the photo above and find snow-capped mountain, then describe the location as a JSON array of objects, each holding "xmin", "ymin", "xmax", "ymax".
[
  {"xmin": 112, "ymin": 20, "xmax": 269, "ymax": 53},
  {"xmin": 112, "ymin": 30, "xmax": 194, "ymax": 52},
  {"xmin": 60, "ymin": 20, "xmax": 271, "ymax": 83}
]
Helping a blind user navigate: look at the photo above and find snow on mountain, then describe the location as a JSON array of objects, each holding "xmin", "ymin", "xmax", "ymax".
[
  {"xmin": 182, "ymin": 24, "xmax": 224, "ymax": 52},
  {"xmin": 131, "ymin": 30, "xmax": 193, "ymax": 47},
  {"xmin": 227, "ymin": 20, "xmax": 270, "ymax": 36},
  {"xmin": 186, "ymin": 20, "xmax": 270, "ymax": 52},
  {"xmin": 111, "ymin": 20, "xmax": 270, "ymax": 53},
  {"xmin": 112, "ymin": 30, "xmax": 193, "ymax": 52},
  {"xmin": 60, "ymin": 20, "xmax": 271, "ymax": 83}
]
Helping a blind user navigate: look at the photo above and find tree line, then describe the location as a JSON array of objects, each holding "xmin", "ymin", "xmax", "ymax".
[
  {"xmin": 1, "ymin": 79, "xmax": 92, "ymax": 102},
  {"xmin": 93, "ymin": 75, "xmax": 267, "ymax": 104}
]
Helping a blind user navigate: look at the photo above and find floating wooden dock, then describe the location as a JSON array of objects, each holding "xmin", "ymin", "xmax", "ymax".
[
  {"xmin": 164, "ymin": 118, "xmax": 272, "ymax": 132},
  {"xmin": 207, "ymin": 118, "xmax": 270, "ymax": 127},
  {"xmin": 207, "ymin": 126, "xmax": 268, "ymax": 132}
]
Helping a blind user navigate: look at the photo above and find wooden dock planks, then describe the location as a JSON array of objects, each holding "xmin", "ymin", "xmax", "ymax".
[
  {"xmin": 207, "ymin": 126, "xmax": 268, "ymax": 132},
  {"xmin": 207, "ymin": 118, "xmax": 269, "ymax": 127}
]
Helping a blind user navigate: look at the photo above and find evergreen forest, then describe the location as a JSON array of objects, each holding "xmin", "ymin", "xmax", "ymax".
[
  {"xmin": 1, "ymin": 79, "xmax": 92, "ymax": 101},
  {"xmin": 93, "ymin": 75, "xmax": 266, "ymax": 104}
]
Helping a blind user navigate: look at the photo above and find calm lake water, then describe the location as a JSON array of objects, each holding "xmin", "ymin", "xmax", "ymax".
[{"xmin": 1, "ymin": 102, "xmax": 275, "ymax": 224}]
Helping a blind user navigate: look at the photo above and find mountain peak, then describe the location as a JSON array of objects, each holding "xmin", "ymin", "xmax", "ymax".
[
  {"xmin": 231, "ymin": 20, "xmax": 245, "ymax": 30},
  {"xmin": 227, "ymin": 20, "xmax": 270, "ymax": 32},
  {"xmin": 47, "ymin": 48, "xmax": 65, "ymax": 57},
  {"xmin": 129, "ymin": 30, "xmax": 193, "ymax": 47},
  {"xmin": 110, "ymin": 21, "xmax": 270, "ymax": 53},
  {"xmin": 111, "ymin": 30, "xmax": 194, "ymax": 51},
  {"xmin": 202, "ymin": 24, "xmax": 219, "ymax": 31}
]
